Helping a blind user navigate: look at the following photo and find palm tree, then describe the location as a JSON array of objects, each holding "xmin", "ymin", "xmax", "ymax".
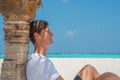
[{"xmin": 0, "ymin": 0, "xmax": 42, "ymax": 80}]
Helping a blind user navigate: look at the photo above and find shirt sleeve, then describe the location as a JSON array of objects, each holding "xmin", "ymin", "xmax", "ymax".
[
  {"xmin": 47, "ymin": 59, "xmax": 60, "ymax": 80},
  {"xmin": 51, "ymin": 71, "xmax": 60, "ymax": 80}
]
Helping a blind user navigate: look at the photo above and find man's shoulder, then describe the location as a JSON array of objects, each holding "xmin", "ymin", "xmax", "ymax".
[{"xmin": 28, "ymin": 53, "xmax": 51, "ymax": 62}]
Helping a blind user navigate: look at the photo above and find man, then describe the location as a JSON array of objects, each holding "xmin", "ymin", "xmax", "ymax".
[{"xmin": 26, "ymin": 20, "xmax": 120, "ymax": 80}]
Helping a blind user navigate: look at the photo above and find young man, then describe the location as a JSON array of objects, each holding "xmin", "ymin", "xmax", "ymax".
[{"xmin": 26, "ymin": 20, "xmax": 120, "ymax": 80}]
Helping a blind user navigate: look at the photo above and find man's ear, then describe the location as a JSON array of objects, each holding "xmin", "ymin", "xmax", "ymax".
[{"xmin": 34, "ymin": 32, "xmax": 41, "ymax": 39}]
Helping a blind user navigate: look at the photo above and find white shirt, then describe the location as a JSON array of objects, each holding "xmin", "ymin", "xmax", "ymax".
[{"xmin": 26, "ymin": 53, "xmax": 60, "ymax": 80}]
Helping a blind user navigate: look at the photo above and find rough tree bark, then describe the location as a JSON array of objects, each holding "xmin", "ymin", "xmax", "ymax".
[{"xmin": 0, "ymin": 0, "xmax": 42, "ymax": 80}]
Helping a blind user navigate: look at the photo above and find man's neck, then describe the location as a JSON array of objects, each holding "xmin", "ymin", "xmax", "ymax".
[{"xmin": 34, "ymin": 45, "xmax": 48, "ymax": 56}]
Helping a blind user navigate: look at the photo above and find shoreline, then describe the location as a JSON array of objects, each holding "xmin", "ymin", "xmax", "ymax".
[
  {"xmin": 1, "ymin": 53, "xmax": 120, "ymax": 58},
  {"xmin": 0, "ymin": 58, "xmax": 120, "ymax": 80}
]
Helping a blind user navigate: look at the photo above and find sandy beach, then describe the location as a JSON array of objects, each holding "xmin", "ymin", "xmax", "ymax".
[{"xmin": 0, "ymin": 58, "xmax": 120, "ymax": 80}]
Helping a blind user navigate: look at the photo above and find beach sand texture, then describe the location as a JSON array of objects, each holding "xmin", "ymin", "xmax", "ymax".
[{"xmin": 0, "ymin": 58, "xmax": 120, "ymax": 80}]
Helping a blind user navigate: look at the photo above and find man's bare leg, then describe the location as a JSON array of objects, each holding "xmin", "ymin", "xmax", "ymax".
[
  {"xmin": 96, "ymin": 72, "xmax": 120, "ymax": 80},
  {"xmin": 76, "ymin": 64, "xmax": 100, "ymax": 80}
]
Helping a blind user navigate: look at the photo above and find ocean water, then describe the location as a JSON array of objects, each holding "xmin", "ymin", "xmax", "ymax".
[{"xmin": 0, "ymin": 53, "xmax": 120, "ymax": 59}]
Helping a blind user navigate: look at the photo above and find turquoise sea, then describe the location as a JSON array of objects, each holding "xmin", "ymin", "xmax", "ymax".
[{"xmin": 0, "ymin": 53, "xmax": 120, "ymax": 59}]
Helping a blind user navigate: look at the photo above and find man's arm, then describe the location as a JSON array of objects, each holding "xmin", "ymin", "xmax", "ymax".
[{"xmin": 56, "ymin": 76, "xmax": 64, "ymax": 80}]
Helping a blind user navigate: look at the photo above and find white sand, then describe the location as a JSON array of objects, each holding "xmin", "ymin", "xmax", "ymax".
[
  {"xmin": 50, "ymin": 58, "xmax": 120, "ymax": 80},
  {"xmin": 0, "ymin": 58, "xmax": 120, "ymax": 80}
]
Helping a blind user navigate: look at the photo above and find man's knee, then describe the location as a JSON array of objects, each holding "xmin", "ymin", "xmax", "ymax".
[
  {"xmin": 79, "ymin": 64, "xmax": 95, "ymax": 74},
  {"xmin": 78, "ymin": 64, "xmax": 98, "ymax": 80},
  {"xmin": 97, "ymin": 72, "xmax": 120, "ymax": 80},
  {"xmin": 102, "ymin": 72, "xmax": 119, "ymax": 76},
  {"xmin": 83, "ymin": 64, "xmax": 95, "ymax": 70}
]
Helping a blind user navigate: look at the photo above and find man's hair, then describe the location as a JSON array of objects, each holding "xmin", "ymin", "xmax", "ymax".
[{"xmin": 29, "ymin": 20, "xmax": 48, "ymax": 44}]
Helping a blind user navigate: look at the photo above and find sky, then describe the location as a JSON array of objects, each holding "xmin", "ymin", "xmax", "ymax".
[{"xmin": 0, "ymin": 0, "xmax": 120, "ymax": 54}]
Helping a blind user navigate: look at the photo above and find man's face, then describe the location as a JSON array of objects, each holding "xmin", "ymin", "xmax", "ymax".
[{"xmin": 40, "ymin": 27, "xmax": 54, "ymax": 46}]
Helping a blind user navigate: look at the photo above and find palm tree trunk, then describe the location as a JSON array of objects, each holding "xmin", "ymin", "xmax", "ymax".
[
  {"xmin": 1, "ymin": 21, "xmax": 29, "ymax": 80},
  {"xmin": 0, "ymin": 0, "xmax": 42, "ymax": 80}
]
